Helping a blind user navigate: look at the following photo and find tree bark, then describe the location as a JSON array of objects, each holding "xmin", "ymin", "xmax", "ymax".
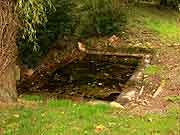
[
  {"xmin": 0, "ymin": 62, "xmax": 17, "ymax": 102},
  {"xmin": 0, "ymin": 0, "xmax": 17, "ymax": 103}
]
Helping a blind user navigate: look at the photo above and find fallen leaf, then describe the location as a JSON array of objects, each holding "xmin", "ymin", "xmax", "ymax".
[
  {"xmin": 13, "ymin": 114, "xmax": 20, "ymax": 118},
  {"xmin": 41, "ymin": 113, "xmax": 46, "ymax": 117},
  {"xmin": 95, "ymin": 124, "xmax": 106, "ymax": 133}
]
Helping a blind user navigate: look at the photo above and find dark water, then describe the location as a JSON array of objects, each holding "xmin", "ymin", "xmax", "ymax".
[
  {"xmin": 18, "ymin": 54, "xmax": 139, "ymax": 101},
  {"xmin": 43, "ymin": 54, "xmax": 140, "ymax": 101}
]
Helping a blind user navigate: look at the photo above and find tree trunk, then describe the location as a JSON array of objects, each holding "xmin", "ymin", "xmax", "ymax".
[
  {"xmin": 0, "ymin": 0, "xmax": 17, "ymax": 103},
  {"xmin": 0, "ymin": 62, "xmax": 17, "ymax": 102}
]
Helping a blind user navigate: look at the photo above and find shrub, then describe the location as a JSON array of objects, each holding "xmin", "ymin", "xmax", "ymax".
[
  {"xmin": 160, "ymin": 0, "xmax": 180, "ymax": 8},
  {"xmin": 75, "ymin": 0, "xmax": 127, "ymax": 38},
  {"xmin": 168, "ymin": 0, "xmax": 180, "ymax": 8},
  {"xmin": 41, "ymin": 0, "xmax": 77, "ymax": 42},
  {"xmin": 17, "ymin": 0, "xmax": 127, "ymax": 67},
  {"xmin": 43, "ymin": 0, "xmax": 127, "ymax": 40}
]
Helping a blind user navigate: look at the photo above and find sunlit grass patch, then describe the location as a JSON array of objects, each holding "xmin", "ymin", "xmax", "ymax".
[
  {"xmin": 20, "ymin": 95, "xmax": 43, "ymax": 102},
  {"xmin": 127, "ymin": 6, "xmax": 180, "ymax": 42},
  {"xmin": 165, "ymin": 96, "xmax": 180, "ymax": 103},
  {"xmin": 144, "ymin": 64, "xmax": 161, "ymax": 75}
]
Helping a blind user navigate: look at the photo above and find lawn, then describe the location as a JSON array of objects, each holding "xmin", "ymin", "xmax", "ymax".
[
  {"xmin": 0, "ymin": 95, "xmax": 179, "ymax": 135},
  {"xmin": 127, "ymin": 6, "xmax": 180, "ymax": 42}
]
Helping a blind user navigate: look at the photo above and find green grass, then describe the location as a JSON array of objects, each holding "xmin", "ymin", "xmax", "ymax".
[
  {"xmin": 0, "ymin": 96, "xmax": 180, "ymax": 135},
  {"xmin": 127, "ymin": 6, "xmax": 180, "ymax": 41},
  {"xmin": 165, "ymin": 96, "xmax": 180, "ymax": 103},
  {"xmin": 20, "ymin": 95, "xmax": 43, "ymax": 102},
  {"xmin": 144, "ymin": 64, "xmax": 161, "ymax": 75}
]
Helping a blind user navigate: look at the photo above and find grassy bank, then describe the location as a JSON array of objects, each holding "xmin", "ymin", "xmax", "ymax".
[{"xmin": 127, "ymin": 6, "xmax": 180, "ymax": 42}]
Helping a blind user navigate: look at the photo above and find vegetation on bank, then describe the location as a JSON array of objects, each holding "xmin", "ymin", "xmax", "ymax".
[
  {"xmin": 18, "ymin": 0, "xmax": 180, "ymax": 67},
  {"xmin": 127, "ymin": 6, "xmax": 180, "ymax": 42},
  {"xmin": 17, "ymin": 0, "xmax": 127, "ymax": 67}
]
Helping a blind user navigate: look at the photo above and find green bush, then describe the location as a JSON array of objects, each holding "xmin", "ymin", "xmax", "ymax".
[
  {"xmin": 75, "ymin": 0, "xmax": 127, "ymax": 38},
  {"xmin": 168, "ymin": 0, "xmax": 180, "ymax": 8},
  {"xmin": 43, "ymin": 0, "xmax": 127, "ymax": 40},
  {"xmin": 160, "ymin": 0, "xmax": 180, "ymax": 8},
  {"xmin": 17, "ymin": 0, "xmax": 127, "ymax": 67},
  {"xmin": 40, "ymin": 0, "xmax": 77, "ymax": 42}
]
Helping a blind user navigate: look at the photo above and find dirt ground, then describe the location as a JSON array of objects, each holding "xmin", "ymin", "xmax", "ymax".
[{"xmin": 124, "ymin": 27, "xmax": 180, "ymax": 114}]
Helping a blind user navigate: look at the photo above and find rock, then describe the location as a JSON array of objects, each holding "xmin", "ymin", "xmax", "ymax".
[
  {"xmin": 117, "ymin": 90, "xmax": 136, "ymax": 105},
  {"xmin": 108, "ymin": 35, "xmax": 119, "ymax": 43},
  {"xmin": 104, "ymin": 73, "xmax": 109, "ymax": 76},
  {"xmin": 122, "ymin": 90, "xmax": 136, "ymax": 100},
  {"xmin": 152, "ymin": 80, "xmax": 165, "ymax": 98},
  {"xmin": 109, "ymin": 101, "xmax": 124, "ymax": 109},
  {"xmin": 23, "ymin": 68, "xmax": 34, "ymax": 77},
  {"xmin": 144, "ymin": 54, "xmax": 152, "ymax": 65}
]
